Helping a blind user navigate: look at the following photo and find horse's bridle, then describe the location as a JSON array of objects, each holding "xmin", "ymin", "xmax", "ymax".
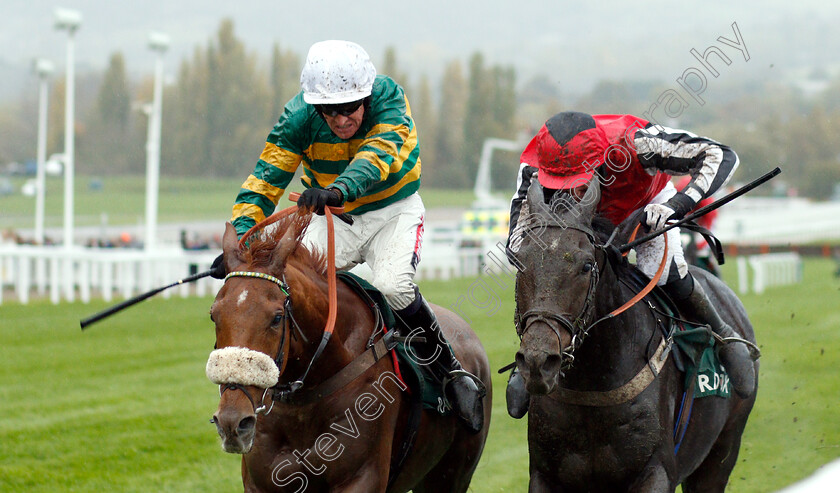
[
  {"xmin": 516, "ymin": 229, "xmax": 602, "ymax": 372},
  {"xmin": 217, "ymin": 270, "xmax": 298, "ymax": 416},
  {"xmin": 515, "ymin": 213, "xmax": 672, "ymax": 373},
  {"xmin": 215, "ymin": 202, "xmax": 392, "ymax": 415}
]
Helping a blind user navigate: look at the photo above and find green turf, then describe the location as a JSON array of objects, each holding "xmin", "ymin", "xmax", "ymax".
[{"xmin": 1, "ymin": 259, "xmax": 838, "ymax": 491}]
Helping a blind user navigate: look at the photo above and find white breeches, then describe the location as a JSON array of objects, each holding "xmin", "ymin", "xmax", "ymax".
[{"xmin": 302, "ymin": 193, "xmax": 425, "ymax": 310}]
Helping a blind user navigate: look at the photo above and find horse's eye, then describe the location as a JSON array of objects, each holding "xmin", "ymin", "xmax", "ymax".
[
  {"xmin": 271, "ymin": 313, "xmax": 284, "ymax": 327},
  {"xmin": 582, "ymin": 262, "xmax": 593, "ymax": 274}
]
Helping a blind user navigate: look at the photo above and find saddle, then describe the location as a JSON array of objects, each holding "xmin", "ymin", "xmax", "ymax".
[
  {"xmin": 621, "ymin": 267, "xmax": 731, "ymax": 399},
  {"xmin": 337, "ymin": 272, "xmax": 452, "ymax": 414}
]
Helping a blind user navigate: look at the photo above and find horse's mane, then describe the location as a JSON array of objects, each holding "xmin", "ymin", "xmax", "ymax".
[
  {"xmin": 242, "ymin": 213, "xmax": 328, "ymax": 277},
  {"xmin": 591, "ymin": 210, "xmax": 647, "ymax": 279}
]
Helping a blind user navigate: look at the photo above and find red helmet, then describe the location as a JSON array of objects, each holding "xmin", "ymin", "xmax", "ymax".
[{"xmin": 521, "ymin": 112, "xmax": 609, "ymax": 189}]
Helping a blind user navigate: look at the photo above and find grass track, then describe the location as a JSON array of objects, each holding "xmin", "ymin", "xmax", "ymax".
[{"xmin": 1, "ymin": 259, "xmax": 838, "ymax": 491}]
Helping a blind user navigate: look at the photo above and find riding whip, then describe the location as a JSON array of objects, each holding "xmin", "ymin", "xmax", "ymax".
[
  {"xmin": 80, "ymin": 269, "xmax": 215, "ymax": 329},
  {"xmin": 619, "ymin": 167, "xmax": 781, "ymax": 253}
]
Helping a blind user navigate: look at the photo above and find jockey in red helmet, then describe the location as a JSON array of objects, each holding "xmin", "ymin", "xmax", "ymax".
[{"xmin": 504, "ymin": 112, "xmax": 757, "ymax": 418}]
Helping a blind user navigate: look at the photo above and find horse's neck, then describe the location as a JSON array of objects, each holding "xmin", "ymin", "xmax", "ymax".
[
  {"xmin": 568, "ymin": 262, "xmax": 657, "ymax": 384},
  {"xmin": 281, "ymin": 268, "xmax": 372, "ymax": 384}
]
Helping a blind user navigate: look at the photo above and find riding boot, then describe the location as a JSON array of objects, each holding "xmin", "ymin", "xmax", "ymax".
[
  {"xmin": 396, "ymin": 292, "xmax": 486, "ymax": 434},
  {"xmin": 666, "ymin": 274, "xmax": 758, "ymax": 399},
  {"xmin": 506, "ymin": 366, "xmax": 529, "ymax": 419}
]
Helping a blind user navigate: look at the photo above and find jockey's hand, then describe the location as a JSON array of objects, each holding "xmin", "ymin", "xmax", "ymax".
[
  {"xmin": 297, "ymin": 187, "xmax": 344, "ymax": 215},
  {"xmin": 210, "ymin": 253, "xmax": 225, "ymax": 279},
  {"xmin": 643, "ymin": 192, "xmax": 696, "ymax": 231}
]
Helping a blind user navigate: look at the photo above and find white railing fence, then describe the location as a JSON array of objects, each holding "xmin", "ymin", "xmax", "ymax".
[
  {"xmin": 1, "ymin": 230, "xmax": 512, "ymax": 305},
  {"xmin": 0, "ymin": 244, "xmax": 221, "ymax": 305},
  {"xmin": 736, "ymin": 252, "xmax": 803, "ymax": 294}
]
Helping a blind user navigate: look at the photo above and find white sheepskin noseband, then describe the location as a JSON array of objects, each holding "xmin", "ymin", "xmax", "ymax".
[{"xmin": 206, "ymin": 347, "xmax": 280, "ymax": 389}]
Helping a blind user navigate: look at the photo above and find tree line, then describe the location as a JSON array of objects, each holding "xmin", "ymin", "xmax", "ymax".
[{"xmin": 2, "ymin": 18, "xmax": 839, "ymax": 199}]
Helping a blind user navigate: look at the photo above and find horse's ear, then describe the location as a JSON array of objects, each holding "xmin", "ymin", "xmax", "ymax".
[
  {"xmin": 578, "ymin": 177, "xmax": 601, "ymax": 218},
  {"xmin": 222, "ymin": 222, "xmax": 237, "ymax": 254},
  {"xmin": 526, "ymin": 176, "xmax": 545, "ymax": 210},
  {"xmin": 269, "ymin": 217, "xmax": 301, "ymax": 272},
  {"xmin": 222, "ymin": 222, "xmax": 244, "ymax": 271}
]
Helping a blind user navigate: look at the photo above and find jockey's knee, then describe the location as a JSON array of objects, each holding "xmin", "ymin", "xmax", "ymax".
[
  {"xmin": 664, "ymin": 269, "xmax": 694, "ymax": 300},
  {"xmin": 373, "ymin": 272, "xmax": 417, "ymax": 311}
]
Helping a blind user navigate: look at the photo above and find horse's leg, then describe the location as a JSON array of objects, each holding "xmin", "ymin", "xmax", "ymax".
[
  {"xmin": 681, "ymin": 435, "xmax": 740, "ymax": 493},
  {"xmin": 681, "ymin": 402, "xmax": 753, "ymax": 493},
  {"xmin": 627, "ymin": 464, "xmax": 675, "ymax": 493},
  {"xmin": 241, "ymin": 457, "xmax": 259, "ymax": 493},
  {"xmin": 528, "ymin": 470, "xmax": 556, "ymax": 492},
  {"xmin": 411, "ymin": 430, "xmax": 484, "ymax": 493}
]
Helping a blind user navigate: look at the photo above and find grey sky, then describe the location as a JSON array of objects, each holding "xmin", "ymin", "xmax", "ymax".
[{"xmin": 2, "ymin": 0, "xmax": 839, "ymax": 99}]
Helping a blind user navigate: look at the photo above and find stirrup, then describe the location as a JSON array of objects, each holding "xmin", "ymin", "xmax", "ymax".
[
  {"xmin": 713, "ymin": 332, "xmax": 761, "ymax": 360},
  {"xmin": 442, "ymin": 369, "xmax": 487, "ymax": 401}
]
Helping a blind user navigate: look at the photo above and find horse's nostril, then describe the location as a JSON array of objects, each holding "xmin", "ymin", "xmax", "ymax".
[
  {"xmin": 544, "ymin": 354, "xmax": 562, "ymax": 375},
  {"xmin": 238, "ymin": 415, "xmax": 256, "ymax": 433},
  {"xmin": 515, "ymin": 351, "xmax": 525, "ymax": 368},
  {"xmin": 515, "ymin": 352, "xmax": 529, "ymax": 376}
]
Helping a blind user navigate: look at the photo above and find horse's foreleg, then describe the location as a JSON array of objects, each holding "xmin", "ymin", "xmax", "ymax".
[
  {"xmin": 528, "ymin": 471, "xmax": 556, "ymax": 493},
  {"xmin": 628, "ymin": 462, "xmax": 675, "ymax": 493},
  {"xmin": 241, "ymin": 457, "xmax": 258, "ymax": 493}
]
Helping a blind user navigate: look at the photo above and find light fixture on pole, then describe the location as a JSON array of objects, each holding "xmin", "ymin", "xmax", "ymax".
[
  {"xmin": 144, "ymin": 31, "xmax": 169, "ymax": 253},
  {"xmin": 33, "ymin": 58, "xmax": 54, "ymax": 246},
  {"xmin": 54, "ymin": 7, "xmax": 82, "ymax": 250}
]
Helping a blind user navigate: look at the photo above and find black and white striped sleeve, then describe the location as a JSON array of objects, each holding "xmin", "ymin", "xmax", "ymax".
[
  {"xmin": 633, "ymin": 123, "xmax": 739, "ymax": 203},
  {"xmin": 506, "ymin": 163, "xmax": 537, "ymax": 256}
]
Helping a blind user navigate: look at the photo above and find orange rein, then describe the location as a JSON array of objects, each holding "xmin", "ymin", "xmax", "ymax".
[
  {"xmin": 237, "ymin": 192, "xmax": 340, "ymax": 338},
  {"xmin": 606, "ymin": 224, "xmax": 669, "ymax": 319}
]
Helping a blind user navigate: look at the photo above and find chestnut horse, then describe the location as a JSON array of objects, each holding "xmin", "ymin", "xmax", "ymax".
[
  {"xmin": 513, "ymin": 179, "xmax": 757, "ymax": 492},
  {"xmin": 206, "ymin": 213, "xmax": 491, "ymax": 492}
]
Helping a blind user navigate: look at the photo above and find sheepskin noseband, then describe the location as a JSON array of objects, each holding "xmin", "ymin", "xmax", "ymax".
[{"xmin": 206, "ymin": 346, "xmax": 280, "ymax": 389}]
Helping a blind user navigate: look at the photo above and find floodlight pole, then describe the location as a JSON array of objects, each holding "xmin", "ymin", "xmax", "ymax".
[
  {"xmin": 145, "ymin": 32, "xmax": 169, "ymax": 253},
  {"xmin": 34, "ymin": 59, "xmax": 54, "ymax": 245},
  {"xmin": 55, "ymin": 8, "xmax": 82, "ymax": 302},
  {"xmin": 55, "ymin": 8, "xmax": 82, "ymax": 251}
]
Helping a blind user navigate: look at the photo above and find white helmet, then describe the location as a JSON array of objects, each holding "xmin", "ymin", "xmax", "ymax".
[{"xmin": 300, "ymin": 40, "xmax": 377, "ymax": 105}]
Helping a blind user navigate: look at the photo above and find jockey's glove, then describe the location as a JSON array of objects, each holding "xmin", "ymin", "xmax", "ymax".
[
  {"xmin": 643, "ymin": 192, "xmax": 695, "ymax": 231},
  {"xmin": 297, "ymin": 187, "xmax": 344, "ymax": 215}
]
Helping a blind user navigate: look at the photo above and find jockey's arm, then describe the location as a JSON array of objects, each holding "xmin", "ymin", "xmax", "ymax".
[
  {"xmin": 231, "ymin": 107, "xmax": 303, "ymax": 237},
  {"xmin": 633, "ymin": 124, "xmax": 740, "ymax": 206},
  {"xmin": 331, "ymin": 90, "xmax": 416, "ymax": 202}
]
